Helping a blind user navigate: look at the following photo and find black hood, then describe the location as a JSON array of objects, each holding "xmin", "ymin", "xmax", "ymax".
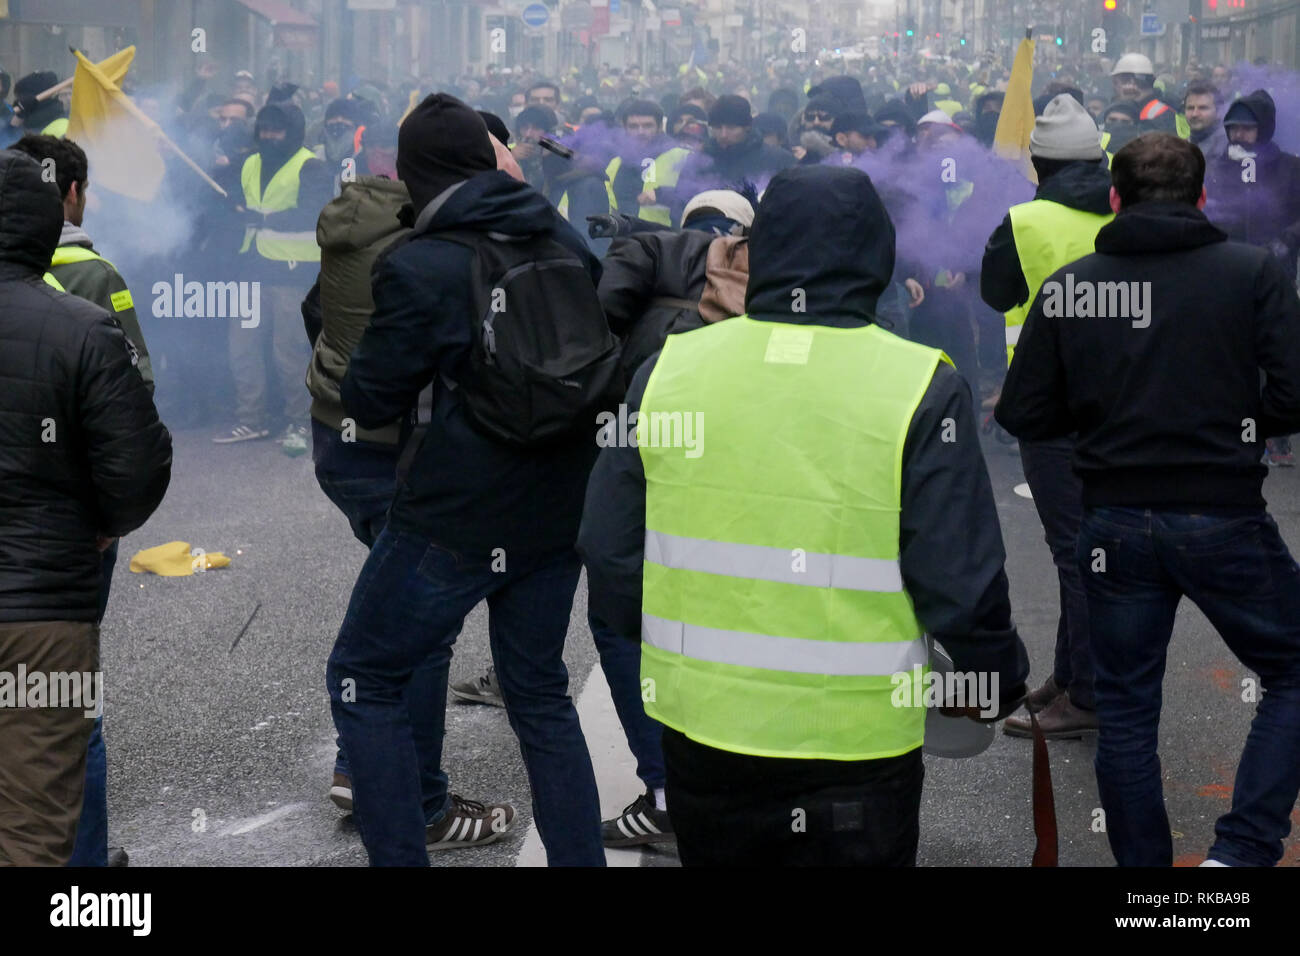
[
  {"xmin": 1035, "ymin": 159, "xmax": 1113, "ymax": 214},
  {"xmin": 808, "ymin": 76, "xmax": 868, "ymax": 115},
  {"xmin": 1223, "ymin": 88, "xmax": 1276, "ymax": 144},
  {"xmin": 874, "ymin": 99, "xmax": 917, "ymax": 137},
  {"xmin": 420, "ymin": 169, "xmax": 562, "ymax": 239},
  {"xmin": 254, "ymin": 102, "xmax": 307, "ymax": 154},
  {"xmin": 1095, "ymin": 201, "xmax": 1227, "ymax": 256},
  {"xmin": 0, "ymin": 149, "xmax": 64, "ymax": 276},
  {"xmin": 745, "ymin": 165, "xmax": 895, "ymax": 324}
]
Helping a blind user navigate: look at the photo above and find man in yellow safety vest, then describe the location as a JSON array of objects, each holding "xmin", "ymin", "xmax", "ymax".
[
  {"xmin": 218, "ymin": 101, "xmax": 331, "ymax": 444},
  {"xmin": 578, "ymin": 165, "xmax": 1029, "ymax": 866}
]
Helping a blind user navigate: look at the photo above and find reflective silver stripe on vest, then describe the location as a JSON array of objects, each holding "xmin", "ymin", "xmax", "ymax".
[
  {"xmin": 642, "ymin": 614, "xmax": 927, "ymax": 676},
  {"xmin": 1006, "ymin": 324, "xmax": 1022, "ymax": 346},
  {"xmin": 645, "ymin": 529, "xmax": 903, "ymax": 592}
]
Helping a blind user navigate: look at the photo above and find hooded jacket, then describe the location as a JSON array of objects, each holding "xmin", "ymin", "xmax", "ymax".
[
  {"xmin": 1204, "ymin": 90, "xmax": 1300, "ymax": 271},
  {"xmin": 578, "ymin": 165, "xmax": 1028, "ymax": 713},
  {"xmin": 49, "ymin": 221, "xmax": 153, "ymax": 394},
  {"xmin": 980, "ymin": 159, "xmax": 1114, "ymax": 313},
  {"xmin": 241, "ymin": 102, "xmax": 333, "ymax": 280},
  {"xmin": 996, "ymin": 201, "xmax": 1300, "ymax": 508},
  {"xmin": 340, "ymin": 170, "xmax": 603, "ymax": 557},
  {"xmin": 0, "ymin": 151, "xmax": 171, "ymax": 622},
  {"xmin": 807, "ymin": 76, "xmax": 869, "ymax": 115},
  {"xmin": 306, "ymin": 175, "xmax": 411, "ymax": 444}
]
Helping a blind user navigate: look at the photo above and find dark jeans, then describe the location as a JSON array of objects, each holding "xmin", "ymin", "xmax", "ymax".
[
  {"xmin": 310, "ymin": 418, "xmax": 446, "ymax": 794},
  {"xmin": 1020, "ymin": 437, "xmax": 1094, "ymax": 709},
  {"xmin": 327, "ymin": 529, "xmax": 602, "ymax": 866},
  {"xmin": 68, "ymin": 541, "xmax": 117, "ymax": 867},
  {"xmin": 663, "ymin": 728, "xmax": 923, "ymax": 866},
  {"xmin": 588, "ymin": 613, "xmax": 665, "ymax": 790},
  {"xmin": 1078, "ymin": 507, "xmax": 1300, "ymax": 866},
  {"xmin": 311, "ymin": 418, "xmax": 398, "ymax": 549}
]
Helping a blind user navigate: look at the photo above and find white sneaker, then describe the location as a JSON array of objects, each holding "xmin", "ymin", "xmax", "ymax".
[{"xmin": 213, "ymin": 424, "xmax": 270, "ymax": 444}]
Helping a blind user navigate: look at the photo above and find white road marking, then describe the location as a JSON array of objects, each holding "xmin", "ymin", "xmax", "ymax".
[
  {"xmin": 515, "ymin": 661, "xmax": 645, "ymax": 867},
  {"xmin": 220, "ymin": 802, "xmax": 306, "ymax": 836}
]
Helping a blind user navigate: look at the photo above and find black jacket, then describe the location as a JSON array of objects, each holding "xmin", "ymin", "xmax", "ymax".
[
  {"xmin": 995, "ymin": 201, "xmax": 1300, "ymax": 508},
  {"xmin": 340, "ymin": 171, "xmax": 603, "ymax": 558},
  {"xmin": 1204, "ymin": 90, "xmax": 1300, "ymax": 274},
  {"xmin": 578, "ymin": 165, "xmax": 1028, "ymax": 706},
  {"xmin": 677, "ymin": 131, "xmax": 794, "ymax": 204},
  {"xmin": 0, "ymin": 151, "xmax": 171, "ymax": 623},
  {"xmin": 980, "ymin": 160, "xmax": 1113, "ymax": 313},
  {"xmin": 599, "ymin": 228, "xmax": 713, "ymax": 387}
]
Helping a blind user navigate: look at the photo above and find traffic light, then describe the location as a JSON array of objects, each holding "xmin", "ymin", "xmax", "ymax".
[
  {"xmin": 960, "ymin": 35, "xmax": 967, "ymax": 46},
  {"xmin": 906, "ymin": 29, "xmax": 914, "ymax": 37},
  {"xmin": 1104, "ymin": 0, "xmax": 1117, "ymax": 10},
  {"xmin": 1055, "ymin": 35, "xmax": 1064, "ymax": 46}
]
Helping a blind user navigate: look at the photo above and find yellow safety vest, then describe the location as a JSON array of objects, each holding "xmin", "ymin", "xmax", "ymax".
[
  {"xmin": 239, "ymin": 147, "xmax": 321, "ymax": 264},
  {"xmin": 42, "ymin": 272, "xmax": 65, "ymax": 291},
  {"xmin": 605, "ymin": 147, "xmax": 689, "ymax": 226},
  {"xmin": 639, "ymin": 317, "xmax": 948, "ymax": 760},
  {"xmin": 42, "ymin": 117, "xmax": 69, "ymax": 138},
  {"xmin": 1004, "ymin": 199, "xmax": 1113, "ymax": 360}
]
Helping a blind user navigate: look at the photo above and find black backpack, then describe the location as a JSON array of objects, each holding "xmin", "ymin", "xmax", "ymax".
[{"xmin": 402, "ymin": 228, "xmax": 621, "ymax": 463}]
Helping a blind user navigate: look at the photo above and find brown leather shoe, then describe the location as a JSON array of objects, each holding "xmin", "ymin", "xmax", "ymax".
[
  {"xmin": 1003, "ymin": 693, "xmax": 1098, "ymax": 739},
  {"xmin": 1025, "ymin": 675, "xmax": 1064, "ymax": 713}
]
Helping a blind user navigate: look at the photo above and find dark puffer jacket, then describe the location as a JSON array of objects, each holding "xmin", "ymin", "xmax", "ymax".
[{"xmin": 0, "ymin": 150, "xmax": 172, "ymax": 623}]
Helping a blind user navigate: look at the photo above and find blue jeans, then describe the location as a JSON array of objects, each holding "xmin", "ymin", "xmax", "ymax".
[
  {"xmin": 310, "ymin": 418, "xmax": 447, "ymax": 792},
  {"xmin": 68, "ymin": 541, "xmax": 117, "ymax": 867},
  {"xmin": 1078, "ymin": 507, "xmax": 1300, "ymax": 866},
  {"xmin": 589, "ymin": 613, "xmax": 664, "ymax": 790},
  {"xmin": 327, "ymin": 529, "xmax": 603, "ymax": 866}
]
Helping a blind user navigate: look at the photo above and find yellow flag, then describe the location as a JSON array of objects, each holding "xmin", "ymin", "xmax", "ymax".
[
  {"xmin": 993, "ymin": 31, "xmax": 1037, "ymax": 182},
  {"xmin": 66, "ymin": 47, "xmax": 167, "ymax": 202},
  {"xmin": 93, "ymin": 47, "xmax": 135, "ymax": 87}
]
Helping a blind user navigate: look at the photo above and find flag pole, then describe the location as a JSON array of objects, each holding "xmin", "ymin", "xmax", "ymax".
[
  {"xmin": 66, "ymin": 47, "xmax": 228, "ymax": 198},
  {"xmin": 155, "ymin": 132, "xmax": 228, "ymax": 198},
  {"xmin": 36, "ymin": 76, "xmax": 74, "ymax": 101}
]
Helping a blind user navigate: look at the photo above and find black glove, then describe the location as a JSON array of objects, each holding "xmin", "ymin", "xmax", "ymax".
[
  {"xmin": 587, "ymin": 214, "xmax": 621, "ymax": 239},
  {"xmin": 939, "ymin": 682, "xmax": 1028, "ymax": 723}
]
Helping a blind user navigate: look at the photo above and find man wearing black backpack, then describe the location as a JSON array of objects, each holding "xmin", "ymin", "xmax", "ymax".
[{"xmin": 327, "ymin": 94, "xmax": 616, "ymax": 866}]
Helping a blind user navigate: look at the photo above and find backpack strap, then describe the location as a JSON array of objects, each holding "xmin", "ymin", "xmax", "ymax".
[{"xmin": 395, "ymin": 380, "xmax": 437, "ymax": 485}]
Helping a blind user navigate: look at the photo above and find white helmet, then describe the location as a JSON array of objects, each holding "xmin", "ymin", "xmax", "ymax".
[{"xmin": 1111, "ymin": 53, "xmax": 1155, "ymax": 77}]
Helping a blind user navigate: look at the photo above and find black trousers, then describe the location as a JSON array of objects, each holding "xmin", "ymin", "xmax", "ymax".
[{"xmin": 663, "ymin": 728, "xmax": 923, "ymax": 866}]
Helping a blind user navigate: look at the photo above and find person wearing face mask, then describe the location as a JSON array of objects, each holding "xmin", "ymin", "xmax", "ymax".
[
  {"xmin": 217, "ymin": 101, "xmax": 331, "ymax": 445},
  {"xmin": 318, "ymin": 98, "xmax": 363, "ymax": 191},
  {"xmin": 11, "ymin": 71, "xmax": 68, "ymax": 137},
  {"xmin": 973, "ymin": 91, "xmax": 1004, "ymax": 148},
  {"xmin": 1099, "ymin": 101, "xmax": 1140, "ymax": 163}
]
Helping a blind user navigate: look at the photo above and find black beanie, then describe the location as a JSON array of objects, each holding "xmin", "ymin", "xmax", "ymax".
[
  {"xmin": 478, "ymin": 110, "xmax": 511, "ymax": 145},
  {"xmin": 709, "ymin": 94, "xmax": 752, "ymax": 128},
  {"xmin": 397, "ymin": 93, "xmax": 496, "ymax": 213},
  {"xmin": 13, "ymin": 71, "xmax": 58, "ymax": 100}
]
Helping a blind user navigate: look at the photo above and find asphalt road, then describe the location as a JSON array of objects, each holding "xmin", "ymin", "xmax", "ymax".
[{"xmin": 99, "ymin": 424, "xmax": 1300, "ymax": 867}]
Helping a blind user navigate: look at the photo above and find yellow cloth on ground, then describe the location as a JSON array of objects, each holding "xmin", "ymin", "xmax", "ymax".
[{"xmin": 129, "ymin": 541, "xmax": 231, "ymax": 576}]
